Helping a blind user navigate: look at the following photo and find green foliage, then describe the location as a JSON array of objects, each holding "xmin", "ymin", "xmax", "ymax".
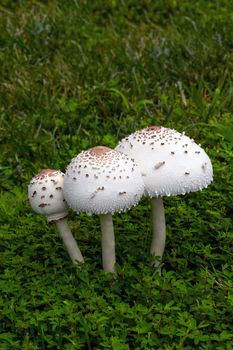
[{"xmin": 0, "ymin": 0, "xmax": 233, "ymax": 349}]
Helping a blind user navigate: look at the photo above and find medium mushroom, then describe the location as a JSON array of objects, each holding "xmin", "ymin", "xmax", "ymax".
[
  {"xmin": 28, "ymin": 169, "xmax": 84, "ymax": 264},
  {"xmin": 115, "ymin": 126, "xmax": 213, "ymax": 268},
  {"xmin": 63, "ymin": 146, "xmax": 145, "ymax": 273}
]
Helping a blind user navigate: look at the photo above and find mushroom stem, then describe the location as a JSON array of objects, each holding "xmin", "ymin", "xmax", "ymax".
[
  {"xmin": 150, "ymin": 197, "xmax": 166, "ymax": 268},
  {"xmin": 100, "ymin": 213, "xmax": 116, "ymax": 273},
  {"xmin": 55, "ymin": 218, "xmax": 84, "ymax": 264}
]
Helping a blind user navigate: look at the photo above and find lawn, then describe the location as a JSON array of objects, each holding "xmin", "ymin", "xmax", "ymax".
[{"xmin": 0, "ymin": 1, "xmax": 233, "ymax": 349}]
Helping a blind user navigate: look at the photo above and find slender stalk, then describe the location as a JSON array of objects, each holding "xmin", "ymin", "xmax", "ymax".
[
  {"xmin": 55, "ymin": 218, "xmax": 84, "ymax": 264},
  {"xmin": 150, "ymin": 197, "xmax": 166, "ymax": 267},
  {"xmin": 100, "ymin": 213, "xmax": 116, "ymax": 273}
]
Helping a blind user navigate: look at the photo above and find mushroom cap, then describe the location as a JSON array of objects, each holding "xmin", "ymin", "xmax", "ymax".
[
  {"xmin": 63, "ymin": 146, "xmax": 145, "ymax": 215},
  {"xmin": 28, "ymin": 169, "xmax": 68, "ymax": 222},
  {"xmin": 115, "ymin": 126, "xmax": 213, "ymax": 197}
]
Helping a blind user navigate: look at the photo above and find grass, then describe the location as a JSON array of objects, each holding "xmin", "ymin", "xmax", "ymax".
[{"xmin": 0, "ymin": 0, "xmax": 233, "ymax": 349}]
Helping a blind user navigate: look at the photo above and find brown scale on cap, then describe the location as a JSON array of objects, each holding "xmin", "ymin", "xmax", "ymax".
[
  {"xmin": 154, "ymin": 161, "xmax": 165, "ymax": 170},
  {"xmin": 90, "ymin": 186, "xmax": 105, "ymax": 199},
  {"xmin": 38, "ymin": 203, "xmax": 49, "ymax": 208},
  {"xmin": 147, "ymin": 126, "xmax": 161, "ymax": 131},
  {"xmin": 35, "ymin": 169, "xmax": 57, "ymax": 180},
  {"xmin": 202, "ymin": 163, "xmax": 207, "ymax": 173},
  {"xmin": 119, "ymin": 191, "xmax": 127, "ymax": 195},
  {"xmin": 89, "ymin": 146, "xmax": 112, "ymax": 156}
]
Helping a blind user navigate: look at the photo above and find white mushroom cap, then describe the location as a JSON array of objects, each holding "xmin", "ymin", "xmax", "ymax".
[
  {"xmin": 28, "ymin": 169, "xmax": 68, "ymax": 222},
  {"xmin": 115, "ymin": 126, "xmax": 213, "ymax": 197},
  {"xmin": 63, "ymin": 146, "xmax": 145, "ymax": 215}
]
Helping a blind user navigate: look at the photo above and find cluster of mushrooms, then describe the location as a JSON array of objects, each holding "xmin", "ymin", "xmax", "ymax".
[{"xmin": 28, "ymin": 126, "xmax": 213, "ymax": 273}]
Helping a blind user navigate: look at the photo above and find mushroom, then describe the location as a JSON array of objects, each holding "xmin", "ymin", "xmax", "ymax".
[
  {"xmin": 115, "ymin": 126, "xmax": 213, "ymax": 269},
  {"xmin": 28, "ymin": 169, "xmax": 84, "ymax": 264},
  {"xmin": 63, "ymin": 146, "xmax": 145, "ymax": 273}
]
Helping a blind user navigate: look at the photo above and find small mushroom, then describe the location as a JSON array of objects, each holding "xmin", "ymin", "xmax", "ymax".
[
  {"xmin": 28, "ymin": 169, "xmax": 84, "ymax": 264},
  {"xmin": 116, "ymin": 126, "xmax": 213, "ymax": 271},
  {"xmin": 64, "ymin": 146, "xmax": 144, "ymax": 273}
]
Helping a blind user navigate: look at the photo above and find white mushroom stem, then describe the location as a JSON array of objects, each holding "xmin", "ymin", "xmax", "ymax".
[
  {"xmin": 100, "ymin": 213, "xmax": 116, "ymax": 273},
  {"xmin": 55, "ymin": 218, "xmax": 84, "ymax": 264},
  {"xmin": 150, "ymin": 197, "xmax": 166, "ymax": 267}
]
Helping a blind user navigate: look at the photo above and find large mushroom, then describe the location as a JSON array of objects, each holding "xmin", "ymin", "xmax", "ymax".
[
  {"xmin": 63, "ymin": 146, "xmax": 145, "ymax": 273},
  {"xmin": 28, "ymin": 169, "xmax": 84, "ymax": 264},
  {"xmin": 115, "ymin": 126, "xmax": 213, "ymax": 268}
]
